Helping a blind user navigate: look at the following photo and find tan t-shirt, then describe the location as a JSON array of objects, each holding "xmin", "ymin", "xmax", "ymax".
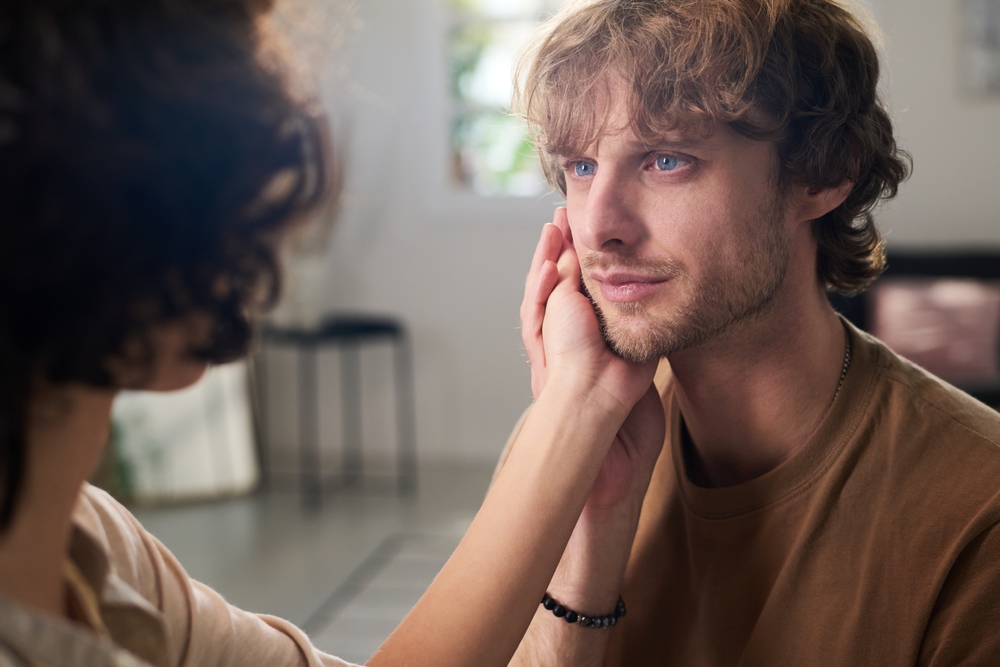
[
  {"xmin": 0, "ymin": 485, "xmax": 358, "ymax": 667},
  {"xmin": 605, "ymin": 325, "xmax": 1000, "ymax": 666},
  {"xmin": 495, "ymin": 324, "xmax": 1000, "ymax": 665}
]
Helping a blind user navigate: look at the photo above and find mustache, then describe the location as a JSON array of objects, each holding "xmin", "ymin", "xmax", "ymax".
[{"xmin": 579, "ymin": 252, "xmax": 683, "ymax": 280}]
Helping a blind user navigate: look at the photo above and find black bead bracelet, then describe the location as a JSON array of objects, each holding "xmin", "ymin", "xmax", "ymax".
[{"xmin": 541, "ymin": 593, "xmax": 626, "ymax": 628}]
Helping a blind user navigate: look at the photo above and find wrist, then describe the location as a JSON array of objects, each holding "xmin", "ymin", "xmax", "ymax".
[
  {"xmin": 538, "ymin": 371, "xmax": 633, "ymax": 424},
  {"xmin": 545, "ymin": 503, "xmax": 640, "ymax": 613},
  {"xmin": 578, "ymin": 496, "xmax": 645, "ymax": 532}
]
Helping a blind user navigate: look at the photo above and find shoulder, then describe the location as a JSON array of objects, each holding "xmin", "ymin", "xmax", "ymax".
[
  {"xmin": 73, "ymin": 484, "xmax": 164, "ymax": 604},
  {"xmin": 861, "ymin": 329, "xmax": 1000, "ymax": 451},
  {"xmin": 73, "ymin": 485, "xmax": 359, "ymax": 667},
  {"xmin": 851, "ymin": 331, "xmax": 1000, "ymax": 547},
  {"xmin": 76, "ymin": 483, "xmax": 148, "ymax": 548}
]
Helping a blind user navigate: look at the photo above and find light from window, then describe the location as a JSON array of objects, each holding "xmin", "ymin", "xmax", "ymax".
[{"xmin": 448, "ymin": 0, "xmax": 562, "ymax": 196}]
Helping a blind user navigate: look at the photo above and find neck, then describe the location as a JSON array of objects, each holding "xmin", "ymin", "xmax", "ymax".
[
  {"xmin": 0, "ymin": 384, "xmax": 116, "ymax": 619},
  {"xmin": 669, "ymin": 281, "xmax": 846, "ymax": 488}
]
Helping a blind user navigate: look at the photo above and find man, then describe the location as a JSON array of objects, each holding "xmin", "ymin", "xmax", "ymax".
[{"xmin": 503, "ymin": 0, "xmax": 1000, "ymax": 664}]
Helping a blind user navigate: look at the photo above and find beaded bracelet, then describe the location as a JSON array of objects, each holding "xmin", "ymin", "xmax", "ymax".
[{"xmin": 540, "ymin": 593, "xmax": 626, "ymax": 628}]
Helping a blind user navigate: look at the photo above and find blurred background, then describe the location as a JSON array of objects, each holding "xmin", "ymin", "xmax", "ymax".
[{"xmin": 93, "ymin": 0, "xmax": 1000, "ymax": 662}]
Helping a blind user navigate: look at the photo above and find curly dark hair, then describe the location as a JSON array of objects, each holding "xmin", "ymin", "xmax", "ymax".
[
  {"xmin": 0, "ymin": 0, "xmax": 332, "ymax": 527},
  {"xmin": 515, "ymin": 0, "xmax": 912, "ymax": 293}
]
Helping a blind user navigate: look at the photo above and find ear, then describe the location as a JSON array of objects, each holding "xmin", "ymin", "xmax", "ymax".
[{"xmin": 793, "ymin": 180, "xmax": 853, "ymax": 223}]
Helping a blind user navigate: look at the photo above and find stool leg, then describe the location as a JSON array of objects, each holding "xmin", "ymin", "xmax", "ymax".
[
  {"xmin": 299, "ymin": 345, "xmax": 322, "ymax": 509},
  {"xmin": 247, "ymin": 352, "xmax": 269, "ymax": 491},
  {"xmin": 394, "ymin": 334, "xmax": 417, "ymax": 494},
  {"xmin": 340, "ymin": 342, "xmax": 363, "ymax": 487}
]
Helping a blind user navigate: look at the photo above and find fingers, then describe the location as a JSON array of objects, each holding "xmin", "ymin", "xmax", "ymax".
[
  {"xmin": 528, "ymin": 259, "xmax": 559, "ymax": 398},
  {"xmin": 525, "ymin": 220, "xmax": 563, "ymax": 298},
  {"xmin": 521, "ymin": 213, "xmax": 566, "ymax": 399},
  {"xmin": 552, "ymin": 219, "xmax": 582, "ymax": 297},
  {"xmin": 522, "ymin": 226, "xmax": 560, "ymax": 320},
  {"xmin": 553, "ymin": 207, "xmax": 572, "ymax": 248},
  {"xmin": 534, "ymin": 259, "xmax": 560, "ymax": 305}
]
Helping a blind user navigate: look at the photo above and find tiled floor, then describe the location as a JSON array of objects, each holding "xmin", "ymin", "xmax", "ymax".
[
  {"xmin": 131, "ymin": 463, "xmax": 494, "ymax": 664},
  {"xmin": 307, "ymin": 533, "xmax": 462, "ymax": 662}
]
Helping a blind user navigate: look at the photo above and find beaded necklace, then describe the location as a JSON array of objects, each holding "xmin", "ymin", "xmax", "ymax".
[{"xmin": 833, "ymin": 329, "xmax": 853, "ymax": 399}]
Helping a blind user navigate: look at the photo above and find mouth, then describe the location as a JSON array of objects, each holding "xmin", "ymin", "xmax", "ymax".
[{"xmin": 588, "ymin": 270, "xmax": 671, "ymax": 304}]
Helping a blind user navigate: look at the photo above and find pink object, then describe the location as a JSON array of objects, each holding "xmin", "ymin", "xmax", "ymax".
[{"xmin": 869, "ymin": 277, "xmax": 1000, "ymax": 385}]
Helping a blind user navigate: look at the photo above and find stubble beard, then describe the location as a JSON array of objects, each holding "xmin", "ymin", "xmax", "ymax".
[{"xmin": 582, "ymin": 193, "xmax": 790, "ymax": 364}]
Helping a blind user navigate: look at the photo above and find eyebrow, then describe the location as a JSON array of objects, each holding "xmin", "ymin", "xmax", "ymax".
[
  {"xmin": 626, "ymin": 136, "xmax": 706, "ymax": 152},
  {"xmin": 550, "ymin": 133, "xmax": 709, "ymax": 160}
]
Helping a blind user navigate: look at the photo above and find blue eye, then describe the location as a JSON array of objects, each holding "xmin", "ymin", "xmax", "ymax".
[
  {"xmin": 656, "ymin": 155, "xmax": 680, "ymax": 171},
  {"xmin": 574, "ymin": 161, "xmax": 596, "ymax": 177}
]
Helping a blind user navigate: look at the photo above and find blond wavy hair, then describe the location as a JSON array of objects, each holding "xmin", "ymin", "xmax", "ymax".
[{"xmin": 514, "ymin": 0, "xmax": 911, "ymax": 293}]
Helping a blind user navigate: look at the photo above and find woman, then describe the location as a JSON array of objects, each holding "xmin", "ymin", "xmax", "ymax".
[{"xmin": 0, "ymin": 0, "xmax": 664, "ymax": 665}]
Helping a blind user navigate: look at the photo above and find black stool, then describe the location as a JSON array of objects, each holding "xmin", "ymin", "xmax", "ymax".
[{"xmin": 259, "ymin": 315, "xmax": 417, "ymax": 507}]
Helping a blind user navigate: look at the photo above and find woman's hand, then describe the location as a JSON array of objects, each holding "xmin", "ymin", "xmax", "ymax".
[
  {"xmin": 520, "ymin": 208, "xmax": 665, "ymax": 512},
  {"xmin": 521, "ymin": 209, "xmax": 657, "ymax": 411},
  {"xmin": 372, "ymin": 208, "xmax": 666, "ymax": 667}
]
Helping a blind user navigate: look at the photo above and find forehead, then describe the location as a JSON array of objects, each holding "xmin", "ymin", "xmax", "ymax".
[
  {"xmin": 544, "ymin": 73, "xmax": 716, "ymax": 157},
  {"xmin": 555, "ymin": 87, "xmax": 781, "ymax": 184}
]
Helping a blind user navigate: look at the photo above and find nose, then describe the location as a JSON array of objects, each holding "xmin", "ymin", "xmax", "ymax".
[{"xmin": 570, "ymin": 166, "xmax": 646, "ymax": 253}]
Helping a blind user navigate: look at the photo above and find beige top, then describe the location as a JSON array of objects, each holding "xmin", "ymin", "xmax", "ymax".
[
  {"xmin": 496, "ymin": 323, "xmax": 1000, "ymax": 665},
  {"xmin": 0, "ymin": 485, "xmax": 357, "ymax": 667}
]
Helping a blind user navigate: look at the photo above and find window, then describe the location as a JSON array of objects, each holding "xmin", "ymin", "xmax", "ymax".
[{"xmin": 448, "ymin": 0, "xmax": 563, "ymax": 196}]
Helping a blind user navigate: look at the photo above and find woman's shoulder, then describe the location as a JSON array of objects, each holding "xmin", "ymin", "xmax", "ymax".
[
  {"xmin": 73, "ymin": 485, "xmax": 359, "ymax": 667},
  {"xmin": 73, "ymin": 484, "xmax": 163, "ymax": 604}
]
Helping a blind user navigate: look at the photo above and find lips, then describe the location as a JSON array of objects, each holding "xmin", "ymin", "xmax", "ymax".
[{"xmin": 589, "ymin": 270, "xmax": 670, "ymax": 303}]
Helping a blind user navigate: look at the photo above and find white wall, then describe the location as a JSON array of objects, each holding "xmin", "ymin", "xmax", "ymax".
[
  {"xmin": 870, "ymin": 0, "xmax": 1000, "ymax": 245},
  {"xmin": 263, "ymin": 0, "xmax": 1000, "ymax": 467},
  {"xmin": 265, "ymin": 0, "xmax": 561, "ymax": 467}
]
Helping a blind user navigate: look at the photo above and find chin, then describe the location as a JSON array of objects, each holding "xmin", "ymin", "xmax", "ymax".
[
  {"xmin": 595, "ymin": 306, "xmax": 673, "ymax": 363},
  {"xmin": 604, "ymin": 324, "xmax": 674, "ymax": 364},
  {"xmin": 599, "ymin": 295, "xmax": 736, "ymax": 362}
]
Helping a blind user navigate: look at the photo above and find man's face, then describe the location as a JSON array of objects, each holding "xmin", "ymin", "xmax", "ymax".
[{"xmin": 560, "ymin": 90, "xmax": 795, "ymax": 363}]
